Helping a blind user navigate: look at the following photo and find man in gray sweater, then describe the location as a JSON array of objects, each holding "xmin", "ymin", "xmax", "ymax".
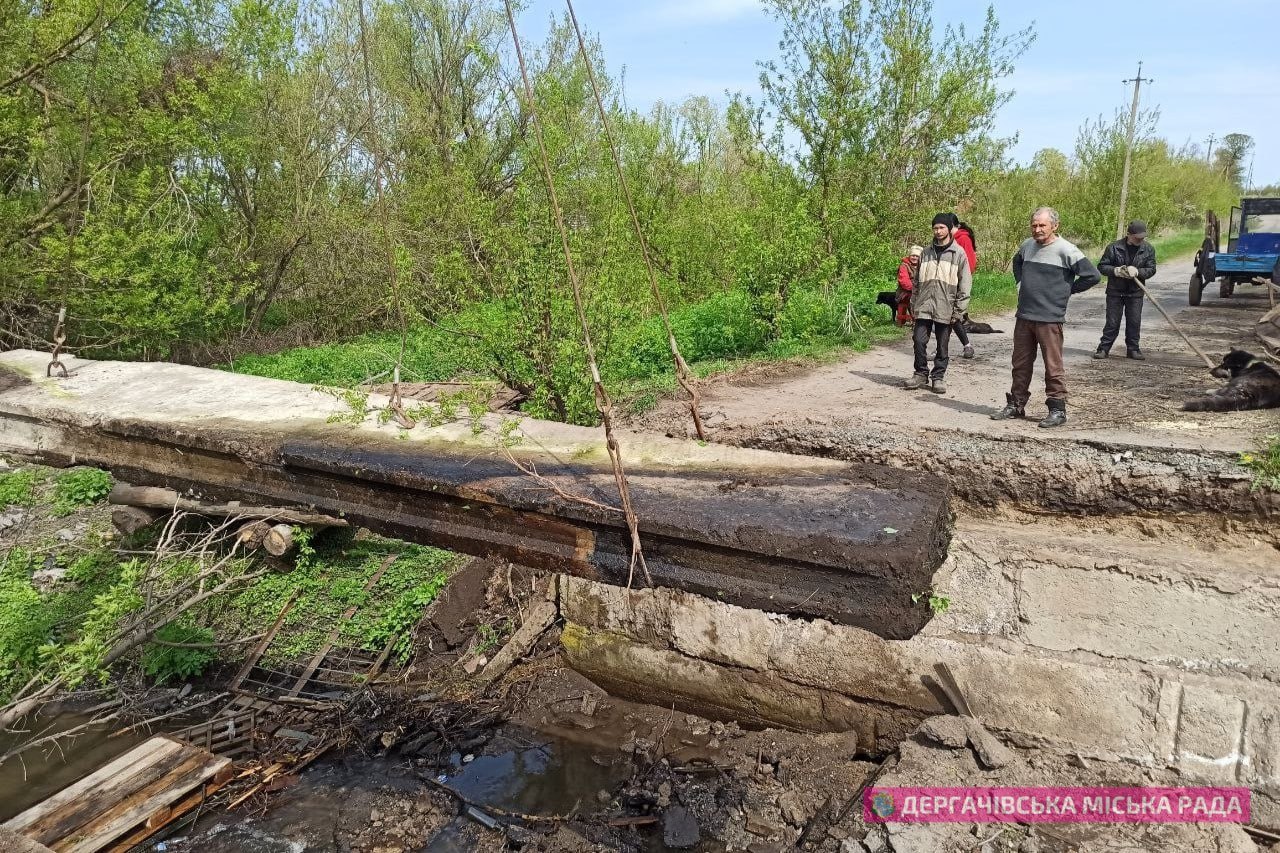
[{"xmin": 991, "ymin": 207, "xmax": 1102, "ymax": 428}]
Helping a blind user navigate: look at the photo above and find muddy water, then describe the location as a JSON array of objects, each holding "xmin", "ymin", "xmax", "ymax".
[
  {"xmin": 169, "ymin": 724, "xmax": 636, "ymax": 853},
  {"xmin": 0, "ymin": 712, "xmax": 151, "ymax": 821},
  {"xmin": 445, "ymin": 725, "xmax": 627, "ymax": 815}
]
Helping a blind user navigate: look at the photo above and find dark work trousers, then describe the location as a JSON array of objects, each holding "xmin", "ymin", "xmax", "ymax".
[
  {"xmin": 912, "ymin": 320, "xmax": 953, "ymax": 380},
  {"xmin": 1009, "ymin": 318, "xmax": 1066, "ymax": 407},
  {"xmin": 1099, "ymin": 291, "xmax": 1143, "ymax": 351},
  {"xmin": 952, "ymin": 322, "xmax": 970, "ymax": 346}
]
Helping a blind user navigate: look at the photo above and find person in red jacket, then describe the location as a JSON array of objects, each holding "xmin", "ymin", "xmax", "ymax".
[
  {"xmin": 894, "ymin": 245, "xmax": 924, "ymax": 325},
  {"xmin": 939, "ymin": 213, "xmax": 978, "ymax": 358}
]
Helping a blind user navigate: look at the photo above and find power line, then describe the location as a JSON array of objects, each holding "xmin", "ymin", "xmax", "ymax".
[{"xmin": 1116, "ymin": 61, "xmax": 1154, "ymax": 241}]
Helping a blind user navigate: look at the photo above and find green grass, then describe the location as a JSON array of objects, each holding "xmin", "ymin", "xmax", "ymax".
[
  {"xmin": 0, "ymin": 469, "xmax": 39, "ymax": 508},
  {"xmin": 228, "ymin": 533, "xmax": 457, "ymax": 666},
  {"xmin": 227, "ymin": 270, "xmax": 1021, "ymax": 423},
  {"xmin": 968, "ymin": 271, "xmax": 1018, "ymax": 314},
  {"xmin": 1149, "ymin": 229, "xmax": 1205, "ymax": 260},
  {"xmin": 231, "ymin": 326, "xmax": 470, "ymax": 387},
  {"xmin": 51, "ymin": 468, "xmax": 112, "ymax": 517},
  {"xmin": 1241, "ymin": 434, "xmax": 1280, "ymax": 492}
]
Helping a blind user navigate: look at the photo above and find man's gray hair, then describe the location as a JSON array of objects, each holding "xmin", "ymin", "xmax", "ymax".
[{"xmin": 1031, "ymin": 206, "xmax": 1060, "ymax": 225}]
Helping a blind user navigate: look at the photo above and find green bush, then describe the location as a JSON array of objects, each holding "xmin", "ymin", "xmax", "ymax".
[
  {"xmin": 610, "ymin": 290, "xmax": 767, "ymax": 382},
  {"xmin": 52, "ymin": 468, "xmax": 113, "ymax": 517},
  {"xmin": 0, "ymin": 470, "xmax": 39, "ymax": 508},
  {"xmin": 0, "ymin": 549, "xmax": 54, "ymax": 696},
  {"xmin": 142, "ymin": 622, "xmax": 217, "ymax": 684}
]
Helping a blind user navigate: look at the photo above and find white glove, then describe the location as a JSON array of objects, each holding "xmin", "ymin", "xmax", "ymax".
[
  {"xmin": 1114, "ymin": 266, "xmax": 1130, "ymax": 279},
  {"xmin": 1125, "ymin": 265, "xmax": 1140, "ymax": 280}
]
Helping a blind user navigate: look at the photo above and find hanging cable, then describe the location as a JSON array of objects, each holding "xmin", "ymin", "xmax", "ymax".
[
  {"xmin": 563, "ymin": 0, "xmax": 706, "ymax": 440},
  {"xmin": 501, "ymin": 0, "xmax": 652, "ymax": 588},
  {"xmin": 43, "ymin": 0, "xmax": 137, "ymax": 371},
  {"xmin": 48, "ymin": 3, "xmax": 106, "ymax": 378},
  {"xmin": 355, "ymin": 0, "xmax": 413, "ymax": 428}
]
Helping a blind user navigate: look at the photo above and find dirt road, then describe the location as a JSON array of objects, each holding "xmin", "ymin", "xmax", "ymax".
[{"xmin": 632, "ymin": 256, "xmax": 1276, "ymax": 455}]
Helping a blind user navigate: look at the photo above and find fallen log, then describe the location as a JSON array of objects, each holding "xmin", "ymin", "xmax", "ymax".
[
  {"xmin": 474, "ymin": 596, "xmax": 558, "ymax": 688},
  {"xmin": 109, "ymin": 483, "xmax": 346, "ymax": 528},
  {"xmin": 237, "ymin": 520, "xmax": 271, "ymax": 549},
  {"xmin": 263, "ymin": 523, "xmax": 295, "ymax": 557}
]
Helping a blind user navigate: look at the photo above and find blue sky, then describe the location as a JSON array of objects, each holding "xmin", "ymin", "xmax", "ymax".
[{"xmin": 519, "ymin": 0, "xmax": 1280, "ymax": 186}]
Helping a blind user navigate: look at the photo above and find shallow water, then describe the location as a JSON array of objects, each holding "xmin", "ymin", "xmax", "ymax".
[
  {"xmin": 0, "ymin": 711, "xmax": 151, "ymax": 821},
  {"xmin": 167, "ymin": 724, "xmax": 635, "ymax": 852}
]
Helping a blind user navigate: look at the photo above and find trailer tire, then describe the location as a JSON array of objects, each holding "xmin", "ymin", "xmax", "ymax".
[{"xmin": 1189, "ymin": 272, "xmax": 1203, "ymax": 306}]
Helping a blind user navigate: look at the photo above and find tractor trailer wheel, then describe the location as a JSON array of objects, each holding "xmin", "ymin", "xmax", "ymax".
[{"xmin": 1189, "ymin": 271, "xmax": 1203, "ymax": 306}]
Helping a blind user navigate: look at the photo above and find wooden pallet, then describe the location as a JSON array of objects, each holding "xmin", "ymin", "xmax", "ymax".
[{"xmin": 2, "ymin": 736, "xmax": 232, "ymax": 853}]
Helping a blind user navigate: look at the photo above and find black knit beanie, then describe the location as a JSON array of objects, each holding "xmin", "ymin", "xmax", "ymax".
[{"xmin": 932, "ymin": 212, "xmax": 958, "ymax": 229}]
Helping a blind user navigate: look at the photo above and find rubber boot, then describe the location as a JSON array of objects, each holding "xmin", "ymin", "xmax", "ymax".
[{"xmin": 1038, "ymin": 399, "xmax": 1067, "ymax": 429}]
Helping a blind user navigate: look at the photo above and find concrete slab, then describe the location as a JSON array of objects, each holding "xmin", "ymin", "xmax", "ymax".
[
  {"xmin": 560, "ymin": 577, "xmax": 1162, "ymax": 759},
  {"xmin": 928, "ymin": 520, "xmax": 1280, "ymax": 679},
  {"xmin": 0, "ymin": 350, "xmax": 951, "ymax": 638}
]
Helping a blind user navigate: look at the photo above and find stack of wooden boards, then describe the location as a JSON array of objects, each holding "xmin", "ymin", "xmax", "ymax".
[{"xmin": 2, "ymin": 736, "xmax": 231, "ymax": 853}]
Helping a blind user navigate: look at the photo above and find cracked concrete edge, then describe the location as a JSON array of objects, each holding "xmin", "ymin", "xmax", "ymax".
[
  {"xmin": 737, "ymin": 421, "xmax": 1280, "ymax": 521},
  {"xmin": 557, "ymin": 575, "xmax": 1280, "ymax": 795}
]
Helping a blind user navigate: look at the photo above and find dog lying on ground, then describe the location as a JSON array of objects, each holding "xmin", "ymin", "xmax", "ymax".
[
  {"xmin": 1182, "ymin": 349, "xmax": 1280, "ymax": 412},
  {"xmin": 874, "ymin": 292, "xmax": 1003, "ymax": 333},
  {"xmin": 960, "ymin": 314, "xmax": 1002, "ymax": 334}
]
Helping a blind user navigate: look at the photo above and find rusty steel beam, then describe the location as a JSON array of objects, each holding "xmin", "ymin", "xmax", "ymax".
[{"xmin": 0, "ymin": 352, "xmax": 951, "ymax": 639}]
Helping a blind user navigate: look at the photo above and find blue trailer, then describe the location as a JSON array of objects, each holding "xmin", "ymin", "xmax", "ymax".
[{"xmin": 1190, "ymin": 198, "xmax": 1280, "ymax": 305}]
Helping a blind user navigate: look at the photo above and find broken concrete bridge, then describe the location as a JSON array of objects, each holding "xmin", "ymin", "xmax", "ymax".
[{"xmin": 0, "ymin": 350, "xmax": 951, "ymax": 639}]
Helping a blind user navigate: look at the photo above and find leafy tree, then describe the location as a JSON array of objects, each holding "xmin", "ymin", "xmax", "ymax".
[{"xmin": 1214, "ymin": 132, "xmax": 1253, "ymax": 187}]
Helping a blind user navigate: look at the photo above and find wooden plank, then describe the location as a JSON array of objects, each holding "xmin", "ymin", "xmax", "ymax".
[
  {"xmin": 104, "ymin": 766, "xmax": 234, "ymax": 853},
  {"xmin": 230, "ymin": 589, "xmax": 301, "ymax": 691},
  {"xmin": 61, "ymin": 751, "xmax": 229, "ymax": 853},
  {"xmin": 0, "ymin": 826, "xmax": 57, "ymax": 853},
  {"xmin": 21, "ymin": 746, "xmax": 192, "ymax": 846},
  {"xmin": 287, "ymin": 555, "xmax": 396, "ymax": 697},
  {"xmin": 54, "ymin": 752, "xmax": 209, "ymax": 851},
  {"xmin": 3, "ymin": 738, "xmax": 180, "ymax": 834}
]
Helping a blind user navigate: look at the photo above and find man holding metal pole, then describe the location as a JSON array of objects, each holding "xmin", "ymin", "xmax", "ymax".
[{"xmin": 1094, "ymin": 220, "xmax": 1157, "ymax": 360}]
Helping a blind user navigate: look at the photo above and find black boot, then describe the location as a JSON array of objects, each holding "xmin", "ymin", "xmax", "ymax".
[
  {"xmin": 1127, "ymin": 348, "xmax": 1145, "ymax": 360},
  {"xmin": 1092, "ymin": 348, "xmax": 1109, "ymax": 359},
  {"xmin": 990, "ymin": 394, "xmax": 1025, "ymax": 421},
  {"xmin": 1039, "ymin": 399, "xmax": 1067, "ymax": 429}
]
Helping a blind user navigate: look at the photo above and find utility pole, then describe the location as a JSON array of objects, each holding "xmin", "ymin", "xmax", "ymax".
[
  {"xmin": 1116, "ymin": 62, "xmax": 1154, "ymax": 240},
  {"xmin": 1204, "ymin": 134, "xmax": 1215, "ymax": 163}
]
